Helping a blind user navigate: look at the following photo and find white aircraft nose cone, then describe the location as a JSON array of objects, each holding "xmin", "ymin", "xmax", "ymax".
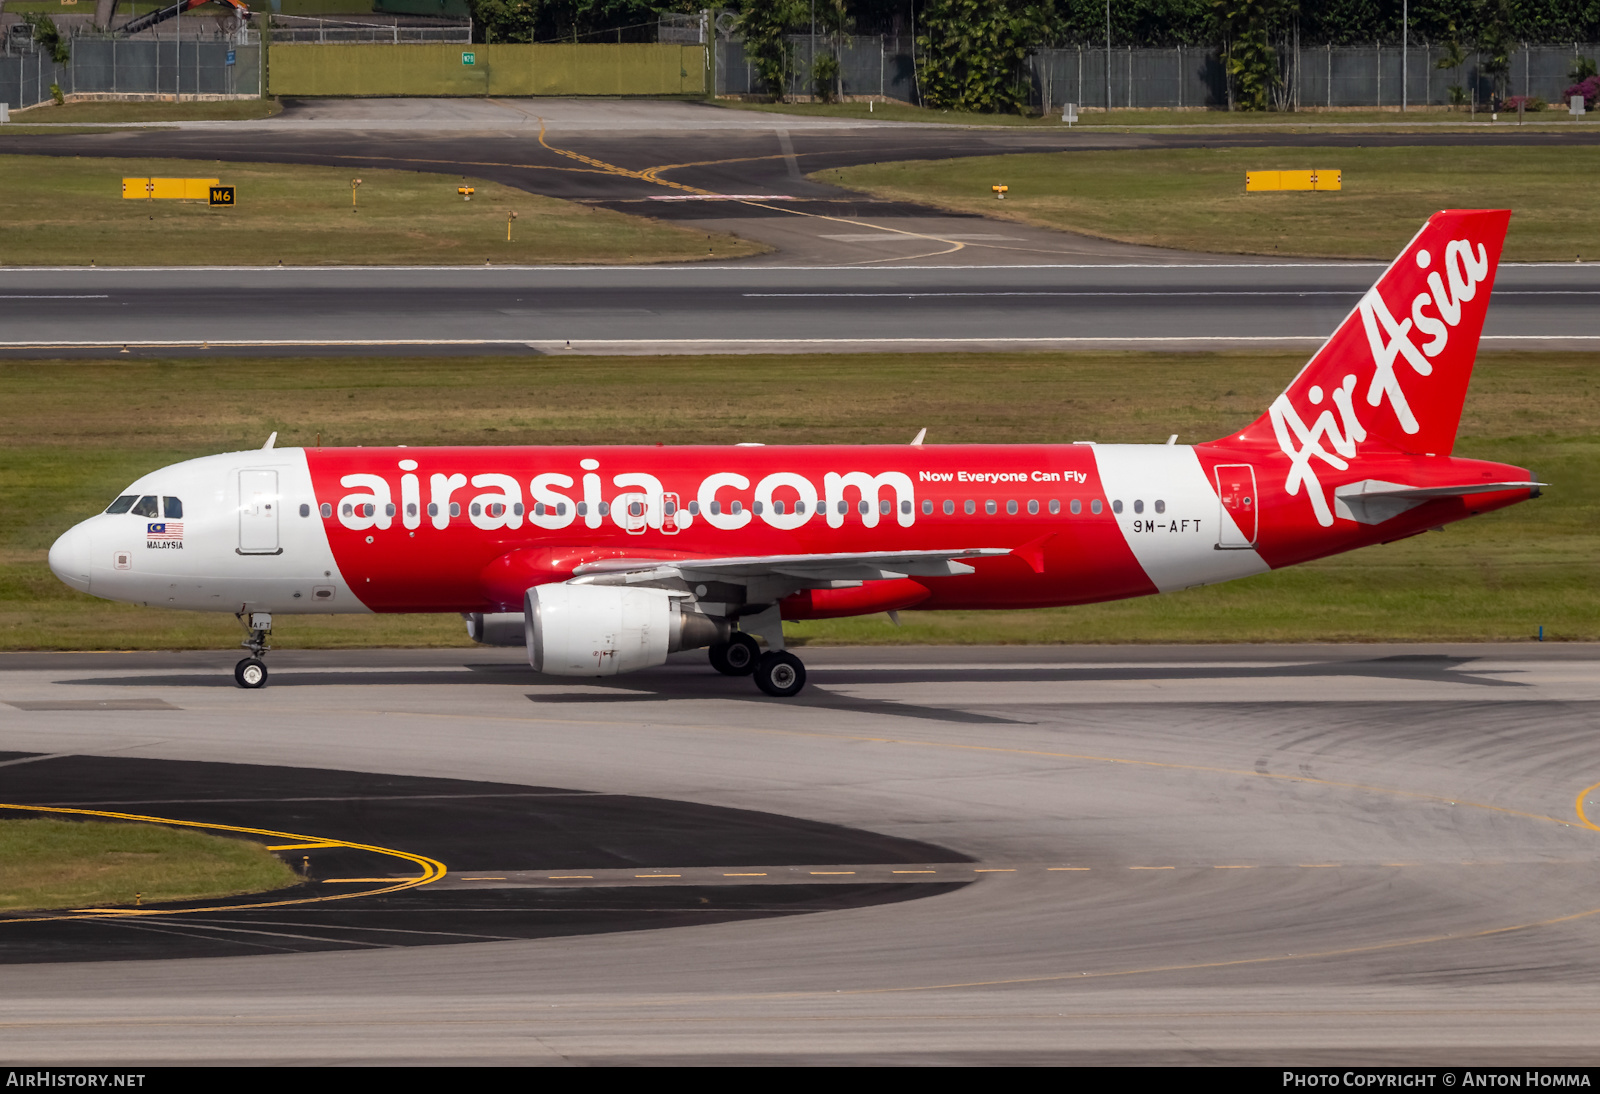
[{"xmin": 48, "ymin": 521, "xmax": 92, "ymax": 594}]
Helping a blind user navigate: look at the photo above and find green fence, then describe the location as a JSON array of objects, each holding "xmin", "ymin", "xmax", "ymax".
[{"xmin": 268, "ymin": 43, "xmax": 709, "ymax": 97}]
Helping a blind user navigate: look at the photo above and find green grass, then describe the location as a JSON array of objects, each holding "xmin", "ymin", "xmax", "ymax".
[
  {"xmin": 824, "ymin": 145, "xmax": 1600, "ymax": 261},
  {"xmin": 0, "ymin": 154, "xmax": 764, "ymax": 266},
  {"xmin": 713, "ymin": 99, "xmax": 1578, "ymax": 129},
  {"xmin": 0, "ymin": 818, "xmax": 300, "ymax": 911},
  {"xmin": 0, "ymin": 351, "xmax": 1593, "ymax": 649},
  {"xmin": 12, "ymin": 101, "xmax": 282, "ymax": 123}
]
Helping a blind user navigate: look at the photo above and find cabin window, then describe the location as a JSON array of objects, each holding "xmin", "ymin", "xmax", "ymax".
[
  {"xmin": 533, "ymin": 503, "xmax": 544, "ymax": 516},
  {"xmin": 688, "ymin": 501, "xmax": 700, "ymax": 515},
  {"xmin": 598, "ymin": 502, "xmax": 610, "ymax": 517},
  {"xmin": 1069, "ymin": 499, "xmax": 1080, "ymax": 515},
  {"xmin": 1154, "ymin": 499, "xmax": 1166, "ymax": 514},
  {"xmin": 1027, "ymin": 499, "xmax": 1039, "ymax": 515},
  {"xmin": 730, "ymin": 501, "xmax": 742, "ymax": 516},
  {"xmin": 363, "ymin": 503, "xmax": 376, "ymax": 518},
  {"xmin": 131, "ymin": 496, "xmax": 159, "ymax": 518},
  {"xmin": 1112, "ymin": 499, "xmax": 1124, "ymax": 514},
  {"xmin": 1133, "ymin": 500, "xmax": 1144, "ymax": 515},
  {"xmin": 880, "ymin": 499, "xmax": 892, "ymax": 516},
  {"xmin": 555, "ymin": 502, "xmax": 566, "ymax": 516},
  {"xmin": 902, "ymin": 500, "xmax": 913, "ymax": 515},
  {"xmin": 470, "ymin": 503, "xmax": 482, "ymax": 517},
  {"xmin": 751, "ymin": 501, "xmax": 762, "ymax": 515},
  {"xmin": 299, "ymin": 504, "xmax": 311, "ymax": 518},
  {"xmin": 964, "ymin": 500, "xmax": 976, "ymax": 515},
  {"xmin": 922, "ymin": 500, "xmax": 933, "ymax": 515},
  {"xmin": 985, "ymin": 500, "xmax": 997, "ymax": 515},
  {"xmin": 709, "ymin": 501, "xmax": 720, "ymax": 516},
  {"xmin": 664, "ymin": 501, "xmax": 677, "ymax": 515},
  {"xmin": 630, "ymin": 501, "xmax": 645, "ymax": 517},
  {"xmin": 488, "ymin": 503, "xmax": 504, "ymax": 518},
  {"xmin": 794, "ymin": 501, "xmax": 806, "ymax": 515},
  {"xmin": 944, "ymin": 500, "xmax": 955, "ymax": 515},
  {"xmin": 771, "ymin": 500, "xmax": 784, "ymax": 516},
  {"xmin": 342, "ymin": 503, "xmax": 354, "ymax": 517},
  {"xmin": 105, "ymin": 495, "xmax": 137, "ymax": 514},
  {"xmin": 576, "ymin": 503, "xmax": 588, "ymax": 516},
  {"xmin": 1091, "ymin": 499, "xmax": 1103, "ymax": 515},
  {"xmin": 385, "ymin": 503, "xmax": 397, "ymax": 517},
  {"xmin": 405, "ymin": 503, "xmax": 417, "ymax": 518},
  {"xmin": 1051, "ymin": 499, "xmax": 1062, "ymax": 515},
  {"xmin": 450, "ymin": 502, "xmax": 461, "ymax": 518},
  {"xmin": 320, "ymin": 503, "xmax": 332, "ymax": 518},
  {"xmin": 838, "ymin": 500, "xmax": 849, "ymax": 515},
  {"xmin": 1006, "ymin": 500, "xmax": 1018, "ymax": 515},
  {"xmin": 163, "ymin": 497, "xmax": 183, "ymax": 519},
  {"xmin": 428, "ymin": 503, "xmax": 439, "ymax": 517},
  {"xmin": 859, "ymin": 500, "xmax": 870, "ymax": 515}
]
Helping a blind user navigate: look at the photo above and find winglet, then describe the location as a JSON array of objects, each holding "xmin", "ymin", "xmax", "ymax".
[
  {"xmin": 262, "ymin": 432, "xmax": 277, "ymax": 450},
  {"xmin": 910, "ymin": 428, "xmax": 927, "ymax": 446}
]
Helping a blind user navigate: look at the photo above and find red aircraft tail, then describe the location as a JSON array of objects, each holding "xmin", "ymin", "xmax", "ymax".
[{"xmin": 1237, "ymin": 209, "xmax": 1510, "ymax": 461}]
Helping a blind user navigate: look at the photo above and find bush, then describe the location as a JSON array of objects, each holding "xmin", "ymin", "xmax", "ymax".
[
  {"xmin": 1565, "ymin": 74, "xmax": 1600, "ymax": 110},
  {"xmin": 812, "ymin": 53, "xmax": 841, "ymax": 103},
  {"xmin": 1504, "ymin": 95, "xmax": 1545, "ymax": 112}
]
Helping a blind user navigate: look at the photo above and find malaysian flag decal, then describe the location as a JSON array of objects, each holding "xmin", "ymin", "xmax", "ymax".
[{"xmin": 147, "ymin": 522, "xmax": 183, "ymax": 540}]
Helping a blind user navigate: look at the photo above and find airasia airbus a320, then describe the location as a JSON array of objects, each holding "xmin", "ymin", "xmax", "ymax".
[{"xmin": 49, "ymin": 210, "xmax": 1538, "ymax": 697}]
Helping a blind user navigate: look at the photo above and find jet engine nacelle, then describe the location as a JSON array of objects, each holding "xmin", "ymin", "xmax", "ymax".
[
  {"xmin": 525, "ymin": 583, "xmax": 729, "ymax": 676},
  {"xmin": 463, "ymin": 612, "xmax": 525, "ymax": 646}
]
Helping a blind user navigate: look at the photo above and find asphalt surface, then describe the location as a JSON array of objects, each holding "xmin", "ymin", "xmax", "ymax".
[
  {"xmin": 3, "ymin": 643, "xmax": 1600, "ymax": 1064},
  {"xmin": 0, "ymin": 261, "xmax": 1593, "ymax": 354}
]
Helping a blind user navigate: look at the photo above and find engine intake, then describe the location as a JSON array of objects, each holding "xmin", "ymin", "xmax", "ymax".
[{"xmin": 525, "ymin": 583, "xmax": 729, "ymax": 676}]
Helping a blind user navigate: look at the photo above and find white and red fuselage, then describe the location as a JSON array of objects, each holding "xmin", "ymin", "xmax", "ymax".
[{"xmin": 47, "ymin": 210, "xmax": 1539, "ymax": 693}]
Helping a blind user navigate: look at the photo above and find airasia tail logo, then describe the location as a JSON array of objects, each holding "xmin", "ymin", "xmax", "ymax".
[{"xmin": 1268, "ymin": 236, "xmax": 1491, "ymax": 527}]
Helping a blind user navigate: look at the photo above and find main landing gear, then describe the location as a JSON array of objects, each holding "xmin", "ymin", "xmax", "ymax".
[
  {"xmin": 707, "ymin": 633, "xmax": 807, "ymax": 698},
  {"xmin": 234, "ymin": 611, "xmax": 272, "ymax": 689}
]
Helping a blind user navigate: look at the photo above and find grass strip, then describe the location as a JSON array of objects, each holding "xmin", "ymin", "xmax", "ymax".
[
  {"xmin": 0, "ymin": 817, "xmax": 300, "ymax": 911},
  {"xmin": 713, "ymin": 99, "xmax": 1583, "ymax": 129},
  {"xmin": 823, "ymin": 145, "xmax": 1600, "ymax": 260},
  {"xmin": 9, "ymin": 101, "xmax": 283, "ymax": 124},
  {"xmin": 0, "ymin": 350, "xmax": 1591, "ymax": 648},
  {"xmin": 0, "ymin": 154, "xmax": 763, "ymax": 266}
]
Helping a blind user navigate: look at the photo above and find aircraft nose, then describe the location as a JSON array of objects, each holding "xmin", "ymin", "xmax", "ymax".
[{"xmin": 48, "ymin": 521, "xmax": 93, "ymax": 594}]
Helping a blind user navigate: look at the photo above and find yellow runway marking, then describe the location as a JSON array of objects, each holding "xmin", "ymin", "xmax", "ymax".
[
  {"xmin": 1047, "ymin": 866, "xmax": 1090, "ymax": 871},
  {"xmin": 723, "ymin": 872, "xmax": 767, "ymax": 877},
  {"xmin": 1299, "ymin": 864, "xmax": 1341, "ymax": 868},
  {"xmin": 810, "ymin": 871, "xmax": 856, "ymax": 875},
  {"xmin": 974, "ymin": 868, "xmax": 1015, "ymax": 873},
  {"xmin": 265, "ymin": 841, "xmax": 340, "ymax": 851},
  {"xmin": 459, "ymin": 877, "xmax": 506, "ymax": 881},
  {"xmin": 1129, "ymin": 866, "xmax": 1175, "ymax": 870},
  {"xmin": 0, "ymin": 803, "xmax": 445, "ymax": 924},
  {"xmin": 635, "ymin": 874, "xmax": 681, "ymax": 878},
  {"xmin": 321, "ymin": 878, "xmax": 414, "ymax": 884},
  {"xmin": 894, "ymin": 870, "xmax": 937, "ymax": 874},
  {"xmin": 549, "ymin": 875, "xmax": 593, "ymax": 879},
  {"xmin": 1214, "ymin": 864, "xmax": 1255, "ymax": 869}
]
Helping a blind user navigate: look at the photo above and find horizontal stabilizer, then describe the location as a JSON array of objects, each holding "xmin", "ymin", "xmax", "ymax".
[{"xmin": 1334, "ymin": 479, "xmax": 1542, "ymax": 525}]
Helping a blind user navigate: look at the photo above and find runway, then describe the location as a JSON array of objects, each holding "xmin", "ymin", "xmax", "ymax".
[
  {"xmin": 1, "ymin": 261, "xmax": 1596, "ymax": 355},
  {"xmin": 3, "ymin": 643, "xmax": 1600, "ymax": 1064}
]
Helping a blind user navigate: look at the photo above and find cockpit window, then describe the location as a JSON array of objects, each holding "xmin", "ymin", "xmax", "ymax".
[
  {"xmin": 131, "ymin": 496, "xmax": 159, "ymax": 518},
  {"xmin": 163, "ymin": 497, "xmax": 183, "ymax": 519},
  {"xmin": 105, "ymin": 495, "xmax": 137, "ymax": 514}
]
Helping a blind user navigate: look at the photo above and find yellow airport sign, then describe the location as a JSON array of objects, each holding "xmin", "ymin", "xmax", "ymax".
[
  {"xmin": 209, "ymin": 185, "xmax": 235, "ymax": 206},
  {"xmin": 122, "ymin": 177, "xmax": 222, "ymax": 201},
  {"xmin": 1246, "ymin": 169, "xmax": 1341, "ymax": 192}
]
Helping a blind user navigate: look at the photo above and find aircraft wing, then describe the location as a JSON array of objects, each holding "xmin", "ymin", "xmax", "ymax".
[{"xmin": 571, "ymin": 548, "xmax": 1011, "ymax": 585}]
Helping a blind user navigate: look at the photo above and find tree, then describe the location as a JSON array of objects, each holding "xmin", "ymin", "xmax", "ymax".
[
  {"xmin": 916, "ymin": 0, "xmax": 1051, "ymax": 114},
  {"xmin": 467, "ymin": 0, "xmax": 539, "ymax": 43},
  {"xmin": 1476, "ymin": 0, "xmax": 1512, "ymax": 106},
  {"xmin": 1436, "ymin": 26, "xmax": 1467, "ymax": 109},
  {"xmin": 1213, "ymin": 0, "xmax": 1290, "ymax": 112},
  {"xmin": 739, "ymin": 0, "xmax": 807, "ymax": 101},
  {"xmin": 22, "ymin": 13, "xmax": 71, "ymax": 66}
]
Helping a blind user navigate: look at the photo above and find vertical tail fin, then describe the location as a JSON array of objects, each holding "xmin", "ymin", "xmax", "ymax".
[{"xmin": 1240, "ymin": 209, "xmax": 1510, "ymax": 460}]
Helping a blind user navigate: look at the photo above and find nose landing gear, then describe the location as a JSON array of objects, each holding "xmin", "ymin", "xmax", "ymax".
[{"xmin": 235, "ymin": 611, "xmax": 272, "ymax": 689}]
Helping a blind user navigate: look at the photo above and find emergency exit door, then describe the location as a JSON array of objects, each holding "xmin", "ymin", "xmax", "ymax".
[
  {"xmin": 238, "ymin": 470, "xmax": 281, "ymax": 555},
  {"xmin": 1214, "ymin": 464, "xmax": 1258, "ymax": 549}
]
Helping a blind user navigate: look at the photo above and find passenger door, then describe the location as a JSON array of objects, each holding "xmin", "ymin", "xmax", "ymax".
[{"xmin": 238, "ymin": 470, "xmax": 281, "ymax": 555}]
